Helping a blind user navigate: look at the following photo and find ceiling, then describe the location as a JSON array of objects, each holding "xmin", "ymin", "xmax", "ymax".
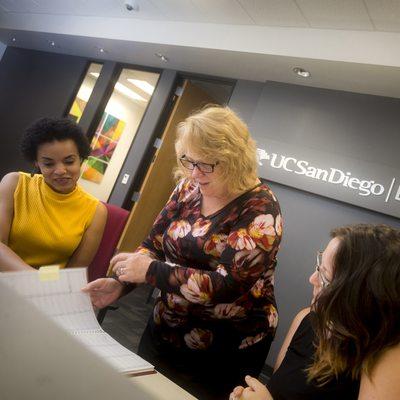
[{"xmin": 1, "ymin": 0, "xmax": 400, "ymax": 98}]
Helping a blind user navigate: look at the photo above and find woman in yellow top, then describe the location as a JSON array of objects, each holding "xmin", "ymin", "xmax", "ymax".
[{"xmin": 0, "ymin": 117, "xmax": 107, "ymax": 271}]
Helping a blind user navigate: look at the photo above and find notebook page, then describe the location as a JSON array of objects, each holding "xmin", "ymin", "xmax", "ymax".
[{"xmin": 0, "ymin": 268, "xmax": 153, "ymax": 374}]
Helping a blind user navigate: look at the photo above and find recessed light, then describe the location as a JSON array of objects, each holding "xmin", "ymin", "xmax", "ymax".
[
  {"xmin": 293, "ymin": 67, "xmax": 311, "ymax": 78},
  {"xmin": 95, "ymin": 46, "xmax": 107, "ymax": 54},
  {"xmin": 48, "ymin": 40, "xmax": 55, "ymax": 47},
  {"xmin": 11, "ymin": 37, "xmax": 16, "ymax": 42},
  {"xmin": 155, "ymin": 53, "xmax": 168, "ymax": 62},
  {"xmin": 124, "ymin": 0, "xmax": 139, "ymax": 12}
]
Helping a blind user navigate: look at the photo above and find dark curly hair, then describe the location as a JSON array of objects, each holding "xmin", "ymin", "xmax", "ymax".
[
  {"xmin": 20, "ymin": 117, "xmax": 91, "ymax": 162},
  {"xmin": 309, "ymin": 224, "xmax": 400, "ymax": 384}
]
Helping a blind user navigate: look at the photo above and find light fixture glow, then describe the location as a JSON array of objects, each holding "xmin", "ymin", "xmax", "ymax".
[
  {"xmin": 127, "ymin": 79, "xmax": 155, "ymax": 95},
  {"xmin": 155, "ymin": 53, "xmax": 168, "ymax": 62},
  {"xmin": 48, "ymin": 40, "xmax": 55, "ymax": 47},
  {"xmin": 11, "ymin": 37, "xmax": 16, "ymax": 42},
  {"xmin": 115, "ymin": 82, "xmax": 146, "ymax": 101},
  {"xmin": 90, "ymin": 73, "xmax": 145, "ymax": 101},
  {"xmin": 293, "ymin": 67, "xmax": 311, "ymax": 78}
]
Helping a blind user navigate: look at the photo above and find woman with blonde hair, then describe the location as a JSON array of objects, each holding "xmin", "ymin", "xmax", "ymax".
[
  {"xmin": 231, "ymin": 224, "xmax": 400, "ymax": 400},
  {"xmin": 84, "ymin": 105, "xmax": 283, "ymax": 400}
]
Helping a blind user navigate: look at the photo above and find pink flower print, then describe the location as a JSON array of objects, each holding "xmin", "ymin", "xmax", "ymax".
[
  {"xmin": 213, "ymin": 303, "xmax": 246, "ymax": 319},
  {"xmin": 166, "ymin": 293, "xmax": 189, "ymax": 315},
  {"xmin": 250, "ymin": 279, "xmax": 265, "ymax": 298},
  {"xmin": 265, "ymin": 304, "xmax": 278, "ymax": 329},
  {"xmin": 239, "ymin": 332, "xmax": 267, "ymax": 350},
  {"xmin": 153, "ymin": 299, "xmax": 165, "ymax": 325},
  {"xmin": 180, "ymin": 273, "xmax": 213, "ymax": 305},
  {"xmin": 184, "ymin": 328, "xmax": 213, "ymax": 350},
  {"xmin": 167, "ymin": 220, "xmax": 191, "ymax": 240},
  {"xmin": 228, "ymin": 229, "xmax": 256, "ymax": 251},
  {"xmin": 216, "ymin": 264, "xmax": 228, "ymax": 277},
  {"xmin": 275, "ymin": 214, "xmax": 283, "ymax": 236},
  {"xmin": 204, "ymin": 234, "xmax": 228, "ymax": 257},
  {"xmin": 192, "ymin": 219, "xmax": 212, "ymax": 237},
  {"xmin": 248, "ymin": 214, "xmax": 276, "ymax": 251}
]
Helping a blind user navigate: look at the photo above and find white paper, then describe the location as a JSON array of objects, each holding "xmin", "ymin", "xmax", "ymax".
[{"xmin": 0, "ymin": 268, "xmax": 153, "ymax": 375}]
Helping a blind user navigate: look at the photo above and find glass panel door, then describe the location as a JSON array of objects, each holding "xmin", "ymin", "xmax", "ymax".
[
  {"xmin": 68, "ymin": 63, "xmax": 102, "ymax": 122},
  {"xmin": 79, "ymin": 68, "xmax": 160, "ymax": 201}
]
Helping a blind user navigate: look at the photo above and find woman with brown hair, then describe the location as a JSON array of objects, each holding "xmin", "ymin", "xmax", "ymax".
[{"xmin": 231, "ymin": 224, "xmax": 400, "ymax": 400}]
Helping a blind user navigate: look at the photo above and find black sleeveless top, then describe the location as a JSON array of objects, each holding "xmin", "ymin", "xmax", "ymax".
[{"xmin": 267, "ymin": 313, "xmax": 360, "ymax": 400}]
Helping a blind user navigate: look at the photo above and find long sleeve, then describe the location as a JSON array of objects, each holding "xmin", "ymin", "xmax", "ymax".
[{"xmin": 144, "ymin": 183, "xmax": 282, "ymax": 305}]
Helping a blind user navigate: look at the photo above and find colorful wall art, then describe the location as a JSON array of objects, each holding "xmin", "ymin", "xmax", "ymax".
[
  {"xmin": 68, "ymin": 98, "xmax": 87, "ymax": 123},
  {"xmin": 81, "ymin": 113, "xmax": 126, "ymax": 184}
]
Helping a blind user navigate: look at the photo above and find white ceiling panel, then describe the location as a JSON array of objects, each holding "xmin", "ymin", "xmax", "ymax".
[
  {"xmin": 190, "ymin": 0, "xmax": 254, "ymax": 25},
  {"xmin": 238, "ymin": 0, "xmax": 309, "ymax": 27},
  {"xmin": 365, "ymin": 0, "xmax": 400, "ymax": 31},
  {"xmin": 0, "ymin": 0, "xmax": 41, "ymax": 13},
  {"xmin": 149, "ymin": 0, "xmax": 203, "ymax": 22},
  {"xmin": 5, "ymin": 0, "xmax": 165, "ymax": 20},
  {"xmin": 296, "ymin": 0, "xmax": 374, "ymax": 30}
]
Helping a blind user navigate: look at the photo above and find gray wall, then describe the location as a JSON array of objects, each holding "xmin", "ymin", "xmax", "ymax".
[
  {"xmin": 0, "ymin": 47, "xmax": 87, "ymax": 177},
  {"xmin": 229, "ymin": 80, "xmax": 400, "ymax": 367},
  {"xmin": 0, "ymin": 42, "xmax": 6, "ymax": 61}
]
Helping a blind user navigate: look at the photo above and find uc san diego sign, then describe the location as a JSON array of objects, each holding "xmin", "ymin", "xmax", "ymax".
[{"xmin": 257, "ymin": 140, "xmax": 400, "ymax": 219}]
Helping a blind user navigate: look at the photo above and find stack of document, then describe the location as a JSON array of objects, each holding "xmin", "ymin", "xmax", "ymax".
[{"xmin": 0, "ymin": 268, "xmax": 154, "ymax": 375}]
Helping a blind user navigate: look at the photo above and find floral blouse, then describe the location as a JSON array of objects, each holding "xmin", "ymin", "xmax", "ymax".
[{"xmin": 138, "ymin": 179, "xmax": 283, "ymax": 352}]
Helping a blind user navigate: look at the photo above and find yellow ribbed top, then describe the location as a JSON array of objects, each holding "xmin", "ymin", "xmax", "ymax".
[{"xmin": 8, "ymin": 172, "xmax": 99, "ymax": 268}]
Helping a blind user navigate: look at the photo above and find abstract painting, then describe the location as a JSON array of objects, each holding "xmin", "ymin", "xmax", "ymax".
[{"xmin": 81, "ymin": 113, "xmax": 126, "ymax": 184}]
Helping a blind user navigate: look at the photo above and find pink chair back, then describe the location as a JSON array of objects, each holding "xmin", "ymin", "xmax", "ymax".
[{"xmin": 87, "ymin": 202, "xmax": 129, "ymax": 282}]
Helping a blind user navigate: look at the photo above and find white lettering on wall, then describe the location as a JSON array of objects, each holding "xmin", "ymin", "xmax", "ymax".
[
  {"xmin": 257, "ymin": 148, "xmax": 391, "ymax": 200},
  {"xmin": 395, "ymin": 185, "xmax": 400, "ymax": 201}
]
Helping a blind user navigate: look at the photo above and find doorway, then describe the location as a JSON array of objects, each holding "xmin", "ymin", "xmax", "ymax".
[{"xmin": 117, "ymin": 77, "xmax": 233, "ymax": 252}]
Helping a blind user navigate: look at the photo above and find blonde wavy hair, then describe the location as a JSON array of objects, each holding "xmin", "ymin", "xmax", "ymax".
[{"xmin": 174, "ymin": 105, "xmax": 259, "ymax": 194}]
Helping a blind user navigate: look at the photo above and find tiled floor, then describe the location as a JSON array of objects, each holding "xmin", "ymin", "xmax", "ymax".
[{"xmin": 102, "ymin": 284, "xmax": 271, "ymax": 385}]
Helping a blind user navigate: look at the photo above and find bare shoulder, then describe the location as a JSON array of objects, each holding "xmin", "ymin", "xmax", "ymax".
[
  {"xmin": 359, "ymin": 343, "xmax": 400, "ymax": 400},
  {"xmin": 0, "ymin": 172, "xmax": 20, "ymax": 191},
  {"xmin": 87, "ymin": 201, "xmax": 107, "ymax": 233},
  {"xmin": 292, "ymin": 307, "xmax": 311, "ymax": 327},
  {"xmin": 94, "ymin": 201, "xmax": 107, "ymax": 222}
]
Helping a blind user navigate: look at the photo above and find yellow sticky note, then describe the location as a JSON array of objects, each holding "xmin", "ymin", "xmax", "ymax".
[{"xmin": 38, "ymin": 265, "xmax": 60, "ymax": 282}]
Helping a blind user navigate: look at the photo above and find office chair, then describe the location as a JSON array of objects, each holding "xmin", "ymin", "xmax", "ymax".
[{"xmin": 87, "ymin": 202, "xmax": 129, "ymax": 324}]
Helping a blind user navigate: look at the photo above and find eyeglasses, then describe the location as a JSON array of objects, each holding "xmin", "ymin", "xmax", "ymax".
[
  {"xmin": 179, "ymin": 156, "xmax": 218, "ymax": 174},
  {"xmin": 316, "ymin": 251, "xmax": 330, "ymax": 288}
]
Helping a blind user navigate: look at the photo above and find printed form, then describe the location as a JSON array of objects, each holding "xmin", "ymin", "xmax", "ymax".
[{"xmin": 0, "ymin": 268, "xmax": 154, "ymax": 375}]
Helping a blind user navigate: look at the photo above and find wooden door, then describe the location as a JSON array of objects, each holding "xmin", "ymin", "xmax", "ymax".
[{"xmin": 117, "ymin": 80, "xmax": 216, "ymax": 252}]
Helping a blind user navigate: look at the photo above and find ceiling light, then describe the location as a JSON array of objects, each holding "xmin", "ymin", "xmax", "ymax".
[
  {"xmin": 115, "ymin": 82, "xmax": 146, "ymax": 101},
  {"xmin": 127, "ymin": 79, "xmax": 155, "ymax": 95},
  {"xmin": 89, "ymin": 73, "xmax": 145, "ymax": 101},
  {"xmin": 11, "ymin": 37, "xmax": 16, "ymax": 42},
  {"xmin": 293, "ymin": 67, "xmax": 311, "ymax": 78},
  {"xmin": 155, "ymin": 53, "xmax": 168, "ymax": 62},
  {"xmin": 48, "ymin": 40, "xmax": 56, "ymax": 47},
  {"xmin": 99, "ymin": 48, "xmax": 105, "ymax": 53}
]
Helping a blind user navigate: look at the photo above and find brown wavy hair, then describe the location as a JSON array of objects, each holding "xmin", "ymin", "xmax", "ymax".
[{"xmin": 308, "ymin": 224, "xmax": 400, "ymax": 384}]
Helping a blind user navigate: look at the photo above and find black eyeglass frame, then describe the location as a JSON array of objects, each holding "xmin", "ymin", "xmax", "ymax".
[{"xmin": 179, "ymin": 156, "xmax": 219, "ymax": 174}]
